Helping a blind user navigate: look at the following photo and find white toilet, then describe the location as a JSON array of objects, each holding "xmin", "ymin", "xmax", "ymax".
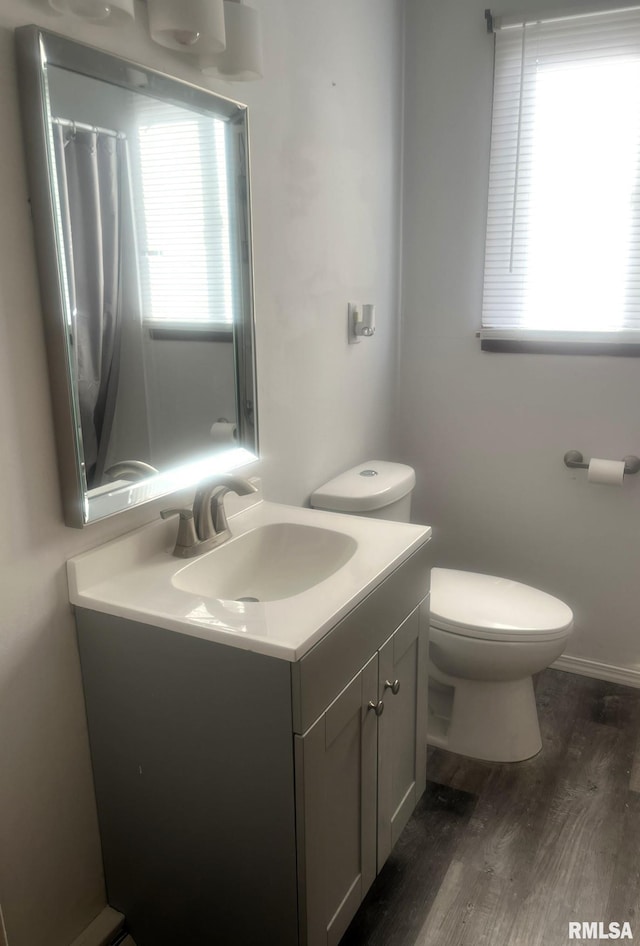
[{"xmin": 310, "ymin": 461, "xmax": 574, "ymax": 763}]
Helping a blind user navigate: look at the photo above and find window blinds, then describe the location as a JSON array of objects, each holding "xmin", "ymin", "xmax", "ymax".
[
  {"xmin": 129, "ymin": 98, "xmax": 235, "ymax": 327},
  {"xmin": 481, "ymin": 5, "xmax": 640, "ymax": 346}
]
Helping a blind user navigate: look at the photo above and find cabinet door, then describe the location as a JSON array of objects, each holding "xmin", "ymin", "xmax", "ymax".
[
  {"xmin": 376, "ymin": 600, "xmax": 429, "ymax": 871},
  {"xmin": 295, "ymin": 656, "xmax": 378, "ymax": 946}
]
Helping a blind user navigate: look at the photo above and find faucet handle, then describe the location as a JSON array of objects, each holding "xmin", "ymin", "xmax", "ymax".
[
  {"xmin": 160, "ymin": 508, "xmax": 199, "ymax": 557},
  {"xmin": 160, "ymin": 506, "xmax": 193, "ymax": 520}
]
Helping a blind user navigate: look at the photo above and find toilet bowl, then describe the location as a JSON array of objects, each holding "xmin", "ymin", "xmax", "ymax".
[
  {"xmin": 310, "ymin": 461, "xmax": 574, "ymax": 763},
  {"xmin": 428, "ymin": 568, "xmax": 573, "ymax": 762}
]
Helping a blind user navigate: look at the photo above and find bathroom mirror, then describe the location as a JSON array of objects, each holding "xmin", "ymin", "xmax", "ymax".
[{"xmin": 15, "ymin": 26, "xmax": 258, "ymax": 527}]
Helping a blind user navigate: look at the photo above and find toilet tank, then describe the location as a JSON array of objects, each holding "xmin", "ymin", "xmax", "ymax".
[{"xmin": 310, "ymin": 461, "xmax": 416, "ymax": 522}]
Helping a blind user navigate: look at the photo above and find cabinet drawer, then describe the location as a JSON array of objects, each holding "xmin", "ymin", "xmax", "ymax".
[{"xmin": 291, "ymin": 541, "xmax": 432, "ymax": 735}]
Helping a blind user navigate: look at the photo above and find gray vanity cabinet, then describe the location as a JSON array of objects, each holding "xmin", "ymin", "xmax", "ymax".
[
  {"xmin": 75, "ymin": 541, "xmax": 432, "ymax": 946},
  {"xmin": 294, "ymin": 604, "xmax": 428, "ymax": 946}
]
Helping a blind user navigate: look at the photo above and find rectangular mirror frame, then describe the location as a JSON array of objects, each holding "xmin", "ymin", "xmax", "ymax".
[{"xmin": 15, "ymin": 25, "xmax": 259, "ymax": 527}]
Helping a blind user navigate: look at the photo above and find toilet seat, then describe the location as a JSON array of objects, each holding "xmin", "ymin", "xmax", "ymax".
[{"xmin": 430, "ymin": 568, "xmax": 573, "ymax": 644}]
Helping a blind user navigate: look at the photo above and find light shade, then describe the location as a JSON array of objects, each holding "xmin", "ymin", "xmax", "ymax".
[
  {"xmin": 48, "ymin": 0, "xmax": 134, "ymax": 26},
  {"xmin": 147, "ymin": 0, "xmax": 226, "ymax": 53},
  {"xmin": 201, "ymin": 0, "xmax": 262, "ymax": 81}
]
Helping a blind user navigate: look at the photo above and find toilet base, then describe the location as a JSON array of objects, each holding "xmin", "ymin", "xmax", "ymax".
[{"xmin": 427, "ymin": 673, "xmax": 542, "ymax": 763}]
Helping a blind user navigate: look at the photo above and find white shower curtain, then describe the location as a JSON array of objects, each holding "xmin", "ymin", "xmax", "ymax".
[{"xmin": 53, "ymin": 123, "xmax": 123, "ymax": 487}]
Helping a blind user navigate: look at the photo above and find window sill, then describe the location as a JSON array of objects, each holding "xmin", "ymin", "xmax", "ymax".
[
  {"xmin": 479, "ymin": 330, "xmax": 640, "ymax": 356},
  {"xmin": 144, "ymin": 320, "xmax": 233, "ymax": 342}
]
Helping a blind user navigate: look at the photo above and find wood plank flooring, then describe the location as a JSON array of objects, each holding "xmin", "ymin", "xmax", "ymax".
[{"xmin": 340, "ymin": 669, "xmax": 640, "ymax": 946}]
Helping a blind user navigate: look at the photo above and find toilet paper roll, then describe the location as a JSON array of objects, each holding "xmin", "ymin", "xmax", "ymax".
[
  {"xmin": 587, "ymin": 458, "xmax": 625, "ymax": 486},
  {"xmin": 210, "ymin": 421, "xmax": 238, "ymax": 447}
]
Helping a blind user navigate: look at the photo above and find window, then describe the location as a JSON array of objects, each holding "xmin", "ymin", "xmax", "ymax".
[
  {"xmin": 481, "ymin": 5, "xmax": 640, "ymax": 353},
  {"xmin": 130, "ymin": 99, "xmax": 237, "ymax": 333}
]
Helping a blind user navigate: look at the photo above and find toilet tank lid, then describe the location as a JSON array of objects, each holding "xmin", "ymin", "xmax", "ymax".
[
  {"xmin": 430, "ymin": 568, "xmax": 574, "ymax": 637},
  {"xmin": 310, "ymin": 461, "xmax": 416, "ymax": 513}
]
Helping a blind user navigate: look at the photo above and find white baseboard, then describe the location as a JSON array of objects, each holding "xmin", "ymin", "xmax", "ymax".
[
  {"xmin": 70, "ymin": 907, "xmax": 124, "ymax": 946},
  {"xmin": 552, "ymin": 654, "xmax": 640, "ymax": 689}
]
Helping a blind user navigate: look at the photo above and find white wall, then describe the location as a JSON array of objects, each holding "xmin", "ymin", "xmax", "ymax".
[
  {"xmin": 0, "ymin": 1, "xmax": 403, "ymax": 943},
  {"xmin": 398, "ymin": 0, "xmax": 640, "ymax": 674},
  {"xmin": 252, "ymin": 0, "xmax": 404, "ymax": 504}
]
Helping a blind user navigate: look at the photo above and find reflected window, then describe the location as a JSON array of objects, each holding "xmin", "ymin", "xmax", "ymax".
[{"xmin": 131, "ymin": 106, "xmax": 234, "ymax": 328}]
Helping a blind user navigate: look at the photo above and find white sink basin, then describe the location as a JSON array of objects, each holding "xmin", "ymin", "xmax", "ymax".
[
  {"xmin": 172, "ymin": 522, "xmax": 357, "ymax": 602},
  {"xmin": 67, "ymin": 486, "xmax": 431, "ymax": 660}
]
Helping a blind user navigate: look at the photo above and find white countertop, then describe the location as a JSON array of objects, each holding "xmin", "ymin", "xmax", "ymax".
[{"xmin": 68, "ymin": 496, "xmax": 431, "ymax": 661}]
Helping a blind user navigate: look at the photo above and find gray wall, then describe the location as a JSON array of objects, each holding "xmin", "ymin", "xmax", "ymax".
[
  {"xmin": 0, "ymin": 1, "xmax": 404, "ymax": 943},
  {"xmin": 397, "ymin": 0, "xmax": 640, "ymax": 674}
]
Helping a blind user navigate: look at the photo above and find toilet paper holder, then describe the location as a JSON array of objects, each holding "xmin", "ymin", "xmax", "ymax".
[{"xmin": 563, "ymin": 450, "xmax": 640, "ymax": 474}]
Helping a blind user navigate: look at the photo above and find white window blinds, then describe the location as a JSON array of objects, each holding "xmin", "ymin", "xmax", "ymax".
[
  {"xmin": 130, "ymin": 99, "xmax": 235, "ymax": 328},
  {"xmin": 481, "ymin": 5, "xmax": 640, "ymax": 348}
]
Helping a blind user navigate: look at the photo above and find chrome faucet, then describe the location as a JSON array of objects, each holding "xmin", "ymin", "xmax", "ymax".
[{"xmin": 161, "ymin": 475, "xmax": 258, "ymax": 558}]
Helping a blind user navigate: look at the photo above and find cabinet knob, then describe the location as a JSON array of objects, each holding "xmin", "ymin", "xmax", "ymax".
[
  {"xmin": 368, "ymin": 699, "xmax": 385, "ymax": 717},
  {"xmin": 384, "ymin": 679, "xmax": 401, "ymax": 695}
]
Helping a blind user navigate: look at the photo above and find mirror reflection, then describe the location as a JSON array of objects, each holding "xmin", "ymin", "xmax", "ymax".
[{"xmin": 16, "ymin": 28, "xmax": 258, "ymax": 526}]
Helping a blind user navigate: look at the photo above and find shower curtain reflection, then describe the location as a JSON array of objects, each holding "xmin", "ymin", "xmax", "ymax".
[{"xmin": 53, "ymin": 121, "xmax": 124, "ymax": 488}]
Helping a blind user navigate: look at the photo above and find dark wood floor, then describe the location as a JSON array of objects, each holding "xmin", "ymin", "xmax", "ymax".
[{"xmin": 341, "ymin": 669, "xmax": 640, "ymax": 946}]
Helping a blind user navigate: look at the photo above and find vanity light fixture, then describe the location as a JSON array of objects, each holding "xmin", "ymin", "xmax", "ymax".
[
  {"xmin": 48, "ymin": 0, "xmax": 135, "ymax": 25},
  {"xmin": 146, "ymin": 0, "xmax": 226, "ymax": 53},
  {"xmin": 200, "ymin": 0, "xmax": 263, "ymax": 81},
  {"xmin": 47, "ymin": 0, "xmax": 263, "ymax": 81}
]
